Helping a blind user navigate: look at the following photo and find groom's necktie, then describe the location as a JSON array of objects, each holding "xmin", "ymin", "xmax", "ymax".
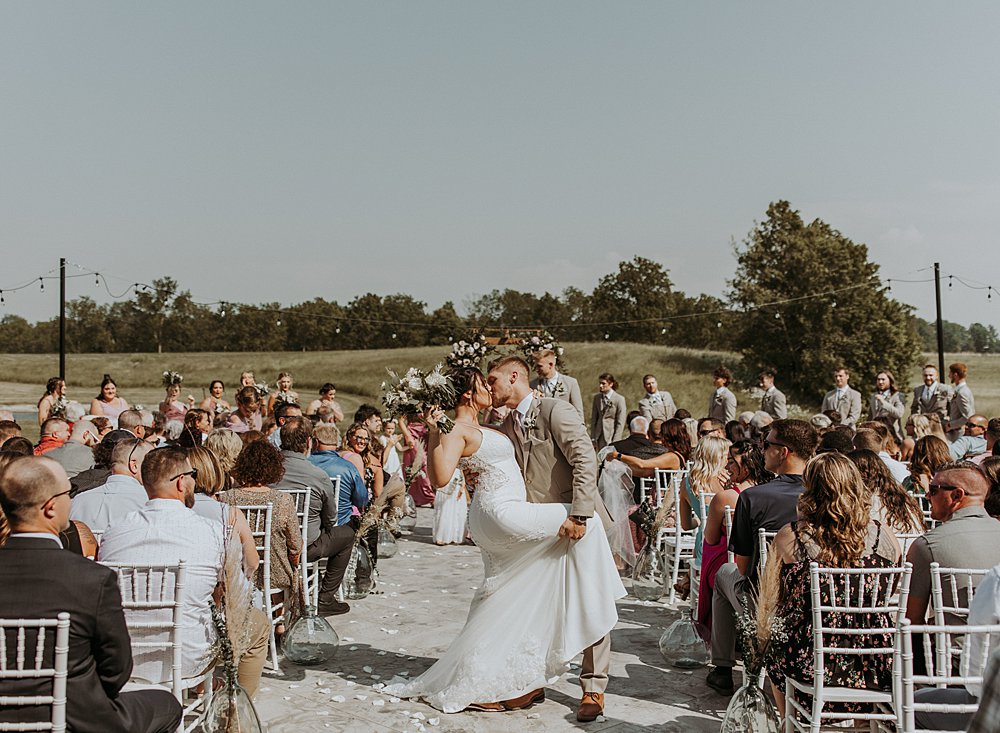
[{"xmin": 514, "ymin": 410, "xmax": 525, "ymax": 440}]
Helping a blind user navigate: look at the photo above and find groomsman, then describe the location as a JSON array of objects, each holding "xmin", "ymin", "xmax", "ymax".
[
  {"xmin": 529, "ymin": 349, "xmax": 584, "ymax": 419},
  {"xmin": 590, "ymin": 373, "xmax": 627, "ymax": 450},
  {"xmin": 945, "ymin": 362, "xmax": 976, "ymax": 442},
  {"xmin": 758, "ymin": 369, "xmax": 787, "ymax": 419},
  {"xmin": 708, "ymin": 366, "xmax": 737, "ymax": 424},
  {"xmin": 637, "ymin": 374, "xmax": 675, "ymax": 422},
  {"xmin": 820, "ymin": 367, "xmax": 862, "ymax": 428},
  {"xmin": 910, "ymin": 364, "xmax": 951, "ymax": 426}
]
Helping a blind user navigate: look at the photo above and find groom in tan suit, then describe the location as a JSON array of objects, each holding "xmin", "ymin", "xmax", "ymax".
[{"xmin": 486, "ymin": 355, "xmax": 614, "ymax": 723}]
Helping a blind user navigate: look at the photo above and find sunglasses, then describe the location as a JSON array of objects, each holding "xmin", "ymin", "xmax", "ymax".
[
  {"xmin": 169, "ymin": 468, "xmax": 199, "ymax": 482},
  {"xmin": 40, "ymin": 488, "xmax": 72, "ymax": 507},
  {"xmin": 927, "ymin": 482, "xmax": 961, "ymax": 496},
  {"xmin": 763, "ymin": 440, "xmax": 789, "ymax": 451}
]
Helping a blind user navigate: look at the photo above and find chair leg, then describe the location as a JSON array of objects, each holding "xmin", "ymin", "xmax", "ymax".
[{"xmin": 784, "ymin": 679, "xmax": 794, "ymax": 733}]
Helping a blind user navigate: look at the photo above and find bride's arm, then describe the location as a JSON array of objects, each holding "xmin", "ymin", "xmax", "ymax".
[{"xmin": 425, "ymin": 408, "xmax": 472, "ymax": 489}]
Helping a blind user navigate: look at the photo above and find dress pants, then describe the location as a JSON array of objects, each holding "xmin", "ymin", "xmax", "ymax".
[
  {"xmin": 308, "ymin": 524, "xmax": 357, "ymax": 600},
  {"xmin": 711, "ymin": 563, "xmax": 753, "ymax": 667},
  {"xmin": 239, "ymin": 608, "xmax": 271, "ymax": 699},
  {"xmin": 113, "ymin": 689, "xmax": 183, "ymax": 733},
  {"xmin": 580, "ymin": 634, "xmax": 611, "ymax": 693},
  {"xmin": 914, "ymin": 688, "xmax": 976, "ymax": 730}
]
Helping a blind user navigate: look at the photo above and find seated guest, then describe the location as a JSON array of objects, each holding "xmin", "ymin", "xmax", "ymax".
[
  {"xmin": 46, "ymin": 420, "xmax": 98, "ymax": 478},
  {"xmin": 763, "ymin": 452, "xmax": 901, "ymax": 713},
  {"xmin": 847, "ymin": 449, "xmax": 925, "ymax": 534},
  {"xmin": 204, "ymin": 428, "xmax": 242, "ymax": 489},
  {"xmin": 816, "ymin": 429, "xmax": 854, "ymax": 455},
  {"xmin": 706, "ymin": 418, "xmax": 817, "ymax": 695},
  {"xmin": 853, "ymin": 426, "xmax": 908, "ymax": 484},
  {"xmin": 33, "ymin": 417, "xmax": 70, "ymax": 455},
  {"xmin": 267, "ymin": 401, "xmax": 304, "ymax": 449},
  {"xmin": 905, "ymin": 462, "xmax": 1000, "ymax": 627},
  {"xmin": 905, "ymin": 435, "xmax": 952, "ymax": 494},
  {"xmin": 177, "ymin": 409, "xmax": 212, "ymax": 449},
  {"xmin": 0, "ymin": 419, "xmax": 22, "ymax": 445},
  {"xmin": 949, "ymin": 415, "xmax": 990, "ymax": 461},
  {"xmin": 70, "ymin": 438, "xmax": 152, "ymax": 533},
  {"xmin": 982, "ymin": 457, "xmax": 1000, "ymax": 519},
  {"xmin": 226, "ymin": 386, "xmax": 263, "ymax": 434},
  {"xmin": 606, "ymin": 417, "xmax": 689, "ymax": 502},
  {"xmin": 610, "ymin": 414, "xmax": 667, "ymax": 500},
  {"xmin": 100, "ymin": 447, "xmax": 270, "ymax": 698},
  {"xmin": 308, "ymin": 424, "xmax": 369, "ymax": 615},
  {"xmin": 0, "ymin": 456, "xmax": 182, "ymax": 732},
  {"xmin": 747, "ymin": 411, "xmax": 774, "ymax": 441},
  {"xmin": 697, "ymin": 417, "xmax": 725, "ymax": 441},
  {"xmin": 71, "ymin": 429, "xmax": 135, "ymax": 496},
  {"xmin": 117, "ymin": 409, "xmax": 149, "ymax": 441},
  {"xmin": 677, "ymin": 434, "xmax": 731, "ymax": 599}
]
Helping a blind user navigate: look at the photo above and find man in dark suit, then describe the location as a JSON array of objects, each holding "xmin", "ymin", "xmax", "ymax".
[{"xmin": 0, "ymin": 456, "xmax": 181, "ymax": 733}]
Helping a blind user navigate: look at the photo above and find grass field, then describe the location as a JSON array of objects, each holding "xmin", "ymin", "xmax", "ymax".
[{"xmin": 3, "ymin": 346, "xmax": 1000, "ymax": 443}]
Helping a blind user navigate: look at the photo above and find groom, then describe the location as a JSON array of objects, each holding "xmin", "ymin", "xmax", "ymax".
[{"xmin": 486, "ymin": 355, "xmax": 614, "ymax": 723}]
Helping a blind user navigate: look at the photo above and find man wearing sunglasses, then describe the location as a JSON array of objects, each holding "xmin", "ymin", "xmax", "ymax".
[
  {"xmin": 69, "ymin": 438, "xmax": 152, "ymax": 534},
  {"xmin": 905, "ymin": 462, "xmax": 1000, "ymax": 629}
]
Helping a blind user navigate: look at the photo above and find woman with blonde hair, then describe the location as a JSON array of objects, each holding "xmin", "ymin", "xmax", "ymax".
[
  {"xmin": 905, "ymin": 435, "xmax": 952, "ymax": 494},
  {"xmin": 763, "ymin": 452, "xmax": 901, "ymax": 712},
  {"xmin": 266, "ymin": 371, "xmax": 299, "ymax": 417},
  {"xmin": 204, "ymin": 428, "xmax": 243, "ymax": 490},
  {"xmin": 676, "ymin": 434, "xmax": 731, "ymax": 600}
]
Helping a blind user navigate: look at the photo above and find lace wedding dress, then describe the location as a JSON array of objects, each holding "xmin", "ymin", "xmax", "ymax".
[{"xmin": 384, "ymin": 428, "xmax": 626, "ymax": 712}]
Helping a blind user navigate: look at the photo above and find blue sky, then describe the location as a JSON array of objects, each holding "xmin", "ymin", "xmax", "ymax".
[{"xmin": 2, "ymin": 2, "xmax": 998, "ymax": 328}]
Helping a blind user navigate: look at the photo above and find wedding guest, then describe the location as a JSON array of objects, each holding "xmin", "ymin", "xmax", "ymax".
[
  {"xmin": 226, "ymin": 385, "xmax": 263, "ymax": 433},
  {"xmin": 433, "ymin": 469, "xmax": 468, "ymax": 545},
  {"xmin": 205, "ymin": 428, "xmax": 243, "ymax": 489},
  {"xmin": 905, "ymin": 462, "xmax": 1000, "ymax": 627},
  {"xmin": 46, "ymin": 420, "xmax": 98, "ymax": 479},
  {"xmin": 724, "ymin": 420, "xmax": 743, "ymax": 443},
  {"xmin": 973, "ymin": 419, "xmax": 1000, "ymax": 465},
  {"xmin": 177, "ymin": 408, "xmax": 212, "ymax": 449},
  {"xmin": 344, "ymin": 422, "xmax": 384, "ymax": 570},
  {"xmin": 33, "ymin": 417, "xmax": 70, "ymax": 455},
  {"xmin": 221, "ymin": 441, "xmax": 302, "ymax": 603},
  {"xmin": 748, "ymin": 411, "xmax": 774, "ymax": 441},
  {"xmin": 696, "ymin": 440, "xmax": 773, "ymax": 640},
  {"xmin": 904, "ymin": 435, "xmax": 951, "ymax": 493},
  {"xmin": 88, "ymin": 415, "xmax": 113, "ymax": 438},
  {"xmin": 853, "ymin": 424, "xmax": 908, "ymax": 484},
  {"xmin": 306, "ymin": 383, "xmax": 345, "ymax": 423},
  {"xmin": 759, "ymin": 369, "xmax": 787, "ymax": 419},
  {"xmin": 708, "ymin": 366, "xmax": 737, "ymax": 424},
  {"xmin": 266, "ymin": 371, "xmax": 299, "ymax": 417},
  {"xmin": 607, "ymin": 418, "xmax": 688, "ymax": 497},
  {"xmin": 763, "ymin": 452, "xmax": 902, "ymax": 713},
  {"xmin": 37, "ymin": 376, "xmax": 66, "ymax": 425},
  {"xmin": 982, "ymin": 457, "xmax": 1000, "ymax": 518},
  {"xmin": 869, "ymin": 369, "xmax": 905, "ymax": 440},
  {"xmin": 820, "ymin": 367, "xmax": 862, "ymax": 428},
  {"xmin": 199, "ymin": 379, "xmax": 231, "ymax": 415},
  {"xmin": 2, "ymin": 436, "xmax": 33, "ymax": 455},
  {"xmin": 648, "ymin": 419, "xmax": 665, "ymax": 445},
  {"xmin": 530, "ymin": 349, "xmax": 584, "ymax": 418},
  {"xmin": 70, "ymin": 437, "xmax": 152, "ymax": 534},
  {"xmin": 706, "ymin": 418, "xmax": 817, "ymax": 695},
  {"xmin": 810, "ymin": 413, "xmax": 833, "ymax": 432},
  {"xmin": 911, "ymin": 364, "xmax": 951, "ymax": 426},
  {"xmin": 399, "ymin": 412, "xmax": 434, "ymax": 507},
  {"xmin": 848, "ymin": 449, "xmax": 925, "ymax": 534},
  {"xmin": 115, "ymin": 409, "xmax": 147, "ymax": 441},
  {"xmin": 949, "ymin": 414, "xmax": 989, "ymax": 461},
  {"xmin": 272, "ymin": 418, "xmax": 330, "ymax": 501},
  {"xmin": 945, "ymin": 362, "xmax": 976, "ymax": 441},
  {"xmin": 816, "ymin": 428, "xmax": 855, "ymax": 455},
  {"xmin": 675, "ymin": 407, "xmax": 698, "ymax": 446},
  {"xmin": 590, "ymin": 373, "xmax": 627, "ymax": 451},
  {"xmin": 697, "ymin": 417, "xmax": 725, "ymax": 441},
  {"xmin": 678, "ymin": 434, "xmax": 731, "ymax": 599},
  {"xmin": 637, "ymin": 374, "xmax": 676, "ymax": 423},
  {"xmin": 0, "ymin": 420, "xmax": 21, "ymax": 445},
  {"xmin": 0, "ymin": 456, "xmax": 183, "ymax": 732},
  {"xmin": 70, "ymin": 429, "xmax": 132, "ymax": 495},
  {"xmin": 158, "ymin": 381, "xmax": 193, "ymax": 423},
  {"xmin": 99, "ymin": 446, "xmax": 270, "ymax": 699},
  {"xmin": 90, "ymin": 374, "xmax": 129, "ymax": 420},
  {"xmin": 380, "ymin": 418, "xmax": 404, "ymax": 478},
  {"xmin": 187, "ymin": 445, "xmax": 259, "ymax": 572},
  {"xmin": 610, "ymin": 415, "xmax": 667, "ymax": 501},
  {"xmin": 268, "ymin": 402, "xmax": 304, "ymax": 450},
  {"xmin": 146, "ymin": 411, "xmax": 167, "ymax": 445}
]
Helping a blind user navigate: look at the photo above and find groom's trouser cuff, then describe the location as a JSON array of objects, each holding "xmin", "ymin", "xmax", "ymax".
[{"xmin": 580, "ymin": 635, "xmax": 611, "ymax": 693}]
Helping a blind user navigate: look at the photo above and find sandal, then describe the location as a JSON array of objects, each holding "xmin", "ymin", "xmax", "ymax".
[{"xmin": 464, "ymin": 702, "xmax": 505, "ymax": 712}]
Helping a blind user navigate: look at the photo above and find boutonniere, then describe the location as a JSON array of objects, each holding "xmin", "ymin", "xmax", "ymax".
[
  {"xmin": 552, "ymin": 381, "xmax": 566, "ymax": 397},
  {"xmin": 523, "ymin": 414, "xmax": 537, "ymax": 430}
]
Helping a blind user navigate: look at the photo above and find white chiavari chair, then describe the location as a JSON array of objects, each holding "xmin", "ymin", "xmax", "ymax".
[
  {"xmin": 0, "ymin": 613, "xmax": 70, "ymax": 733},
  {"xmin": 238, "ymin": 503, "xmax": 281, "ymax": 673}
]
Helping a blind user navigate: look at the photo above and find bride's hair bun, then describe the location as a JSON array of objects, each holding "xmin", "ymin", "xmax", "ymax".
[{"xmin": 444, "ymin": 366, "xmax": 485, "ymax": 410}]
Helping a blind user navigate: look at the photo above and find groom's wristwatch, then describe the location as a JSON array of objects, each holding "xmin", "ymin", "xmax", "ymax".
[{"xmin": 569, "ymin": 515, "xmax": 588, "ymax": 526}]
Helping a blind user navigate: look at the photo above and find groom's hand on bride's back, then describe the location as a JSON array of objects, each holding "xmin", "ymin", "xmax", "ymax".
[{"xmin": 557, "ymin": 517, "xmax": 586, "ymax": 540}]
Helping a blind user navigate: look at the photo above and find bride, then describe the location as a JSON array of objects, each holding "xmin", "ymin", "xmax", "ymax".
[{"xmin": 384, "ymin": 366, "xmax": 625, "ymax": 713}]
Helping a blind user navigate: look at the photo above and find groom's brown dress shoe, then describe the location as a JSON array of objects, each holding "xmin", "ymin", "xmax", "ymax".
[
  {"xmin": 502, "ymin": 688, "xmax": 545, "ymax": 710},
  {"xmin": 576, "ymin": 692, "xmax": 604, "ymax": 722},
  {"xmin": 464, "ymin": 702, "xmax": 504, "ymax": 712}
]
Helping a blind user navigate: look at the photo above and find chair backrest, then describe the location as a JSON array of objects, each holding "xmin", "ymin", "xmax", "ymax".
[
  {"xmin": 278, "ymin": 487, "xmax": 310, "ymax": 592},
  {"xmin": 653, "ymin": 469, "xmax": 683, "ymax": 509},
  {"xmin": 895, "ymin": 532, "xmax": 923, "ymax": 558},
  {"xmin": 0, "ymin": 612, "xmax": 70, "ymax": 732},
  {"xmin": 697, "ymin": 491, "xmax": 713, "ymax": 525},
  {"xmin": 723, "ymin": 505, "xmax": 735, "ymax": 564},
  {"xmin": 899, "ymin": 620, "xmax": 1000, "ymax": 731},
  {"xmin": 930, "ymin": 564, "xmax": 988, "ymax": 625},
  {"xmin": 238, "ymin": 503, "xmax": 273, "ymax": 578},
  {"xmin": 100, "ymin": 561, "xmax": 186, "ymax": 699},
  {"xmin": 807, "ymin": 562, "xmax": 912, "ymax": 694},
  {"xmin": 758, "ymin": 528, "xmax": 778, "ymax": 575}
]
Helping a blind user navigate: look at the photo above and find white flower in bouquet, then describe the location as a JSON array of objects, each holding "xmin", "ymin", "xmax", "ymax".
[
  {"xmin": 424, "ymin": 364, "xmax": 449, "ymax": 388},
  {"xmin": 161, "ymin": 370, "xmax": 184, "ymax": 388}
]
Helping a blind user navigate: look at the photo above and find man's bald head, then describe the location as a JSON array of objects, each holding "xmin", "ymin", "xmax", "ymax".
[{"xmin": 0, "ymin": 456, "xmax": 70, "ymax": 529}]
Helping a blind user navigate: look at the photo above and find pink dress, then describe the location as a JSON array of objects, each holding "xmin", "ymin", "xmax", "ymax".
[
  {"xmin": 696, "ymin": 486, "xmax": 742, "ymax": 641},
  {"xmin": 96, "ymin": 397, "xmax": 128, "ymax": 420},
  {"xmin": 403, "ymin": 421, "xmax": 435, "ymax": 507},
  {"xmin": 160, "ymin": 400, "xmax": 188, "ymax": 423}
]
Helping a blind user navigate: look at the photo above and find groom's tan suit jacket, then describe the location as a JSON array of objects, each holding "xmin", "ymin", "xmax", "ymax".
[{"xmin": 499, "ymin": 396, "xmax": 612, "ymax": 529}]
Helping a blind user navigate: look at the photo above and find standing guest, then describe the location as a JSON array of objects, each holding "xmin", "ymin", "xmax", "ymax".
[
  {"xmin": 708, "ymin": 366, "xmax": 738, "ymax": 424},
  {"xmin": 905, "ymin": 462, "xmax": 1000, "ymax": 628},
  {"xmin": 46, "ymin": 420, "xmax": 98, "ymax": 478},
  {"xmin": 158, "ymin": 381, "xmax": 193, "ymax": 424},
  {"xmin": 380, "ymin": 418, "xmax": 404, "ymax": 478},
  {"xmin": 266, "ymin": 371, "xmax": 299, "ymax": 417},
  {"xmin": 869, "ymin": 369, "xmax": 905, "ymax": 440},
  {"xmin": 911, "ymin": 364, "xmax": 951, "ymax": 426},
  {"xmin": 972, "ymin": 419, "xmax": 1000, "ymax": 465},
  {"xmin": 307, "ymin": 424, "xmax": 369, "ymax": 615},
  {"xmin": 820, "ymin": 367, "xmax": 862, "ymax": 428},
  {"xmin": 70, "ymin": 438, "xmax": 152, "ymax": 534},
  {"xmin": 37, "ymin": 376, "xmax": 67, "ymax": 425},
  {"xmin": 306, "ymin": 383, "xmax": 345, "ymax": 423},
  {"xmin": 268, "ymin": 402, "xmax": 303, "ymax": 450},
  {"xmin": 33, "ymin": 417, "xmax": 70, "ymax": 455},
  {"xmin": 226, "ymin": 385, "xmax": 263, "ymax": 434},
  {"xmin": 529, "ymin": 349, "xmax": 585, "ymax": 419},
  {"xmin": 0, "ymin": 456, "xmax": 183, "ymax": 732},
  {"xmin": 590, "ymin": 373, "xmax": 627, "ymax": 451},
  {"xmin": 220, "ymin": 441, "xmax": 302, "ymax": 604},
  {"xmin": 905, "ymin": 435, "xmax": 952, "ymax": 494},
  {"xmin": 848, "ymin": 449, "xmax": 925, "ymax": 534},
  {"xmin": 433, "ymin": 469, "xmax": 469, "ymax": 546},
  {"xmin": 706, "ymin": 419, "xmax": 817, "ymax": 695},
  {"xmin": 758, "ymin": 369, "xmax": 787, "ymax": 419},
  {"xmin": 949, "ymin": 415, "xmax": 989, "ymax": 461},
  {"xmin": 399, "ymin": 412, "xmax": 434, "ymax": 507},
  {"xmin": 637, "ymin": 374, "xmax": 676, "ymax": 422},
  {"xmin": 204, "ymin": 428, "xmax": 243, "ymax": 489},
  {"xmin": 946, "ymin": 362, "xmax": 975, "ymax": 442},
  {"xmin": 90, "ymin": 374, "xmax": 129, "ymax": 420},
  {"xmin": 199, "ymin": 379, "xmax": 231, "ymax": 416},
  {"xmin": 99, "ymin": 446, "xmax": 270, "ymax": 699}
]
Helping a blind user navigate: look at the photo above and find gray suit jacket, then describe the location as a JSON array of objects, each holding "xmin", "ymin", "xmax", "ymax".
[
  {"xmin": 760, "ymin": 388, "xmax": 787, "ymax": 419},
  {"xmin": 947, "ymin": 382, "xmax": 975, "ymax": 441},
  {"xmin": 638, "ymin": 391, "xmax": 675, "ymax": 422},
  {"xmin": 869, "ymin": 391, "xmax": 905, "ymax": 438},
  {"xmin": 708, "ymin": 387, "xmax": 737, "ymax": 423},
  {"xmin": 910, "ymin": 383, "xmax": 951, "ymax": 426},
  {"xmin": 499, "ymin": 398, "xmax": 611, "ymax": 528},
  {"xmin": 820, "ymin": 387, "xmax": 862, "ymax": 428},
  {"xmin": 590, "ymin": 391, "xmax": 627, "ymax": 449},
  {"xmin": 529, "ymin": 373, "xmax": 584, "ymax": 420}
]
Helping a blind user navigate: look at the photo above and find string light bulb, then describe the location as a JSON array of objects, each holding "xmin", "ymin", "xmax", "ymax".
[{"xmin": 39, "ymin": 278, "xmax": 44, "ymax": 291}]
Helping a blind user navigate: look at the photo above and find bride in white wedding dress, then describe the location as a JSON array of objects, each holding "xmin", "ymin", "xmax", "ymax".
[{"xmin": 384, "ymin": 367, "xmax": 625, "ymax": 713}]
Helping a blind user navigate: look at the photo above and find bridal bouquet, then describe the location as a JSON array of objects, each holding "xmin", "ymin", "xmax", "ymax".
[
  {"xmin": 162, "ymin": 370, "xmax": 184, "ymax": 388},
  {"xmin": 445, "ymin": 333, "xmax": 495, "ymax": 369},
  {"xmin": 381, "ymin": 364, "xmax": 457, "ymax": 433}
]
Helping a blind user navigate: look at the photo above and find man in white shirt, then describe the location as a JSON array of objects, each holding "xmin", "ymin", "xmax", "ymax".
[
  {"xmin": 530, "ymin": 349, "xmax": 584, "ymax": 419},
  {"xmin": 637, "ymin": 374, "xmax": 676, "ymax": 422},
  {"xmin": 100, "ymin": 446, "xmax": 270, "ymax": 698},
  {"xmin": 70, "ymin": 437, "xmax": 152, "ymax": 533}
]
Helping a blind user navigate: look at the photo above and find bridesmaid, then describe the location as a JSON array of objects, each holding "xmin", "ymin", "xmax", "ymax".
[{"xmin": 90, "ymin": 374, "xmax": 129, "ymax": 420}]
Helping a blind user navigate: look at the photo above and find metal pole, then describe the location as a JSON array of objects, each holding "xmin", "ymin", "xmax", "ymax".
[
  {"xmin": 59, "ymin": 257, "xmax": 66, "ymax": 380},
  {"xmin": 934, "ymin": 262, "xmax": 945, "ymax": 378}
]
